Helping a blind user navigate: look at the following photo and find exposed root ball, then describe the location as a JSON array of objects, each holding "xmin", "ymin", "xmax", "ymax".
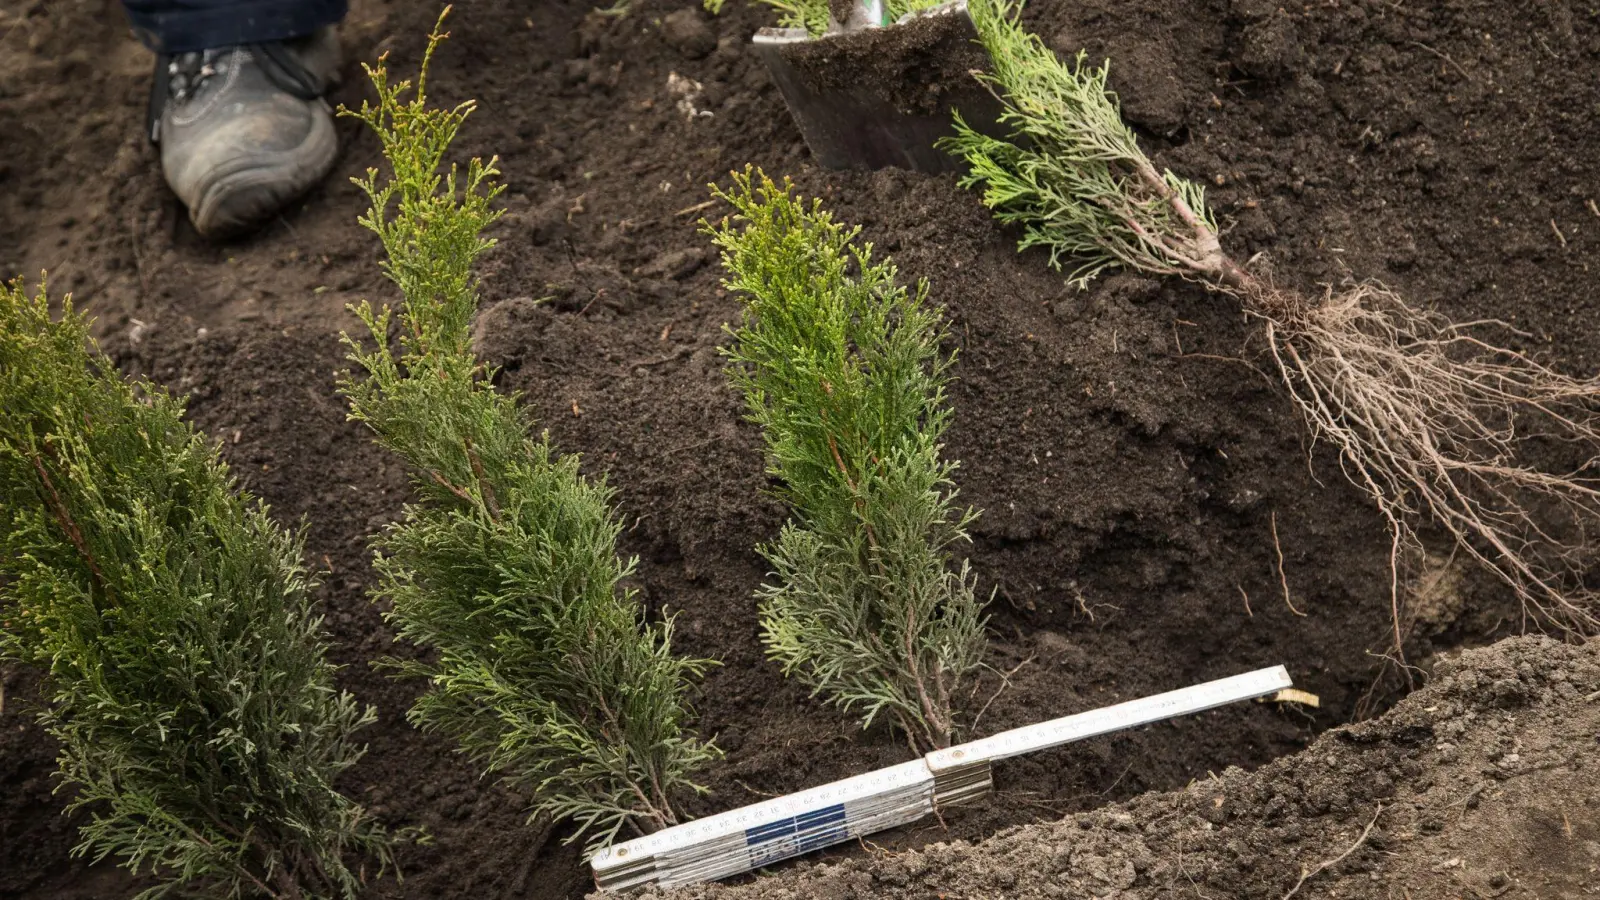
[
  {"xmin": 1252, "ymin": 280, "xmax": 1600, "ymax": 637},
  {"xmin": 950, "ymin": 0, "xmax": 1600, "ymax": 642}
]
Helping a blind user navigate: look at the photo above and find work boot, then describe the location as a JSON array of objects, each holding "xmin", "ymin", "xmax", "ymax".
[{"xmin": 149, "ymin": 29, "xmax": 342, "ymax": 237}]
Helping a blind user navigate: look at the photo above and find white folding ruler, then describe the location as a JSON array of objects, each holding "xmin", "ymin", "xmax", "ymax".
[
  {"xmin": 923, "ymin": 665, "xmax": 1293, "ymax": 799},
  {"xmin": 592, "ymin": 665, "xmax": 1294, "ymax": 892}
]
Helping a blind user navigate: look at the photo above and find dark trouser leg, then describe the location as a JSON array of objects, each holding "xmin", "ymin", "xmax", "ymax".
[{"xmin": 121, "ymin": 0, "xmax": 348, "ymax": 54}]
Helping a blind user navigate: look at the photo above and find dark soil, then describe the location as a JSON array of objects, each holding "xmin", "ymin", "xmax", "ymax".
[
  {"xmin": 2, "ymin": 0, "xmax": 1597, "ymax": 897},
  {"xmin": 663, "ymin": 636, "xmax": 1600, "ymax": 900}
]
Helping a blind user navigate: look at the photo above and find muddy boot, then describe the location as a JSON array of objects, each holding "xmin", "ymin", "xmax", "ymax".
[{"xmin": 150, "ymin": 29, "xmax": 342, "ymax": 237}]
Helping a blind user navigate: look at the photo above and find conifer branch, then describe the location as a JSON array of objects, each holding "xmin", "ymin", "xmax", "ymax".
[
  {"xmin": 708, "ymin": 168, "xmax": 988, "ymax": 751},
  {"xmin": 337, "ymin": 13, "xmax": 718, "ymax": 855},
  {"xmin": 0, "ymin": 278, "xmax": 400, "ymax": 899}
]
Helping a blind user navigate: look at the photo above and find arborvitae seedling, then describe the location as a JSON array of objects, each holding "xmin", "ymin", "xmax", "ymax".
[
  {"xmin": 708, "ymin": 168, "xmax": 987, "ymax": 752},
  {"xmin": 0, "ymin": 279, "xmax": 398, "ymax": 899},
  {"xmin": 337, "ymin": 17, "xmax": 717, "ymax": 853},
  {"xmin": 945, "ymin": 0, "xmax": 1600, "ymax": 641}
]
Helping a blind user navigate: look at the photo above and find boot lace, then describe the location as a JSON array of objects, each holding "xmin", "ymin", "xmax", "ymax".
[
  {"xmin": 147, "ymin": 43, "xmax": 323, "ymax": 144},
  {"xmin": 167, "ymin": 49, "xmax": 228, "ymax": 108}
]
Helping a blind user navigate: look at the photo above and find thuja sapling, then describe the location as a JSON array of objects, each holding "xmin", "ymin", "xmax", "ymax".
[
  {"xmin": 709, "ymin": 168, "xmax": 988, "ymax": 752},
  {"xmin": 338, "ymin": 16, "xmax": 718, "ymax": 854},
  {"xmin": 946, "ymin": 0, "xmax": 1600, "ymax": 642},
  {"xmin": 0, "ymin": 279, "xmax": 400, "ymax": 900}
]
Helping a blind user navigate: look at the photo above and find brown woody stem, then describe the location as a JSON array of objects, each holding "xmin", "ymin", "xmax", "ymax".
[
  {"xmin": 30, "ymin": 451, "xmax": 114, "ymax": 608},
  {"xmin": 464, "ymin": 437, "xmax": 501, "ymax": 519}
]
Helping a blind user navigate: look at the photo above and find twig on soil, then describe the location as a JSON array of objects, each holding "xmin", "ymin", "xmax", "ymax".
[
  {"xmin": 1551, "ymin": 219, "xmax": 1568, "ymax": 249},
  {"xmin": 1237, "ymin": 583, "xmax": 1253, "ymax": 617},
  {"xmin": 1355, "ymin": 648, "xmax": 1426, "ymax": 720},
  {"xmin": 675, "ymin": 198, "xmax": 720, "ymax": 217},
  {"xmin": 734, "ymin": 779, "xmax": 782, "ymax": 799},
  {"xmin": 1176, "ymin": 348, "xmax": 1274, "ymax": 384},
  {"xmin": 856, "ymin": 836, "xmax": 891, "ymax": 856},
  {"xmin": 1280, "ymin": 805, "xmax": 1383, "ymax": 900},
  {"xmin": 664, "ymin": 437, "xmax": 716, "ymax": 456},
  {"xmin": 1271, "ymin": 511, "xmax": 1305, "ymax": 617},
  {"xmin": 631, "ymin": 346, "xmax": 694, "ymax": 368},
  {"xmin": 1173, "ymin": 831, "xmax": 1221, "ymax": 899},
  {"xmin": 1407, "ymin": 41, "xmax": 1472, "ymax": 79},
  {"xmin": 1386, "ymin": 529, "xmax": 1407, "ymax": 674},
  {"xmin": 1584, "ymin": 688, "xmax": 1600, "ymax": 702},
  {"xmin": 1437, "ymin": 782, "xmax": 1489, "ymax": 814},
  {"xmin": 1000, "ymin": 790, "xmax": 1072, "ymax": 815},
  {"xmin": 577, "ymin": 288, "xmax": 606, "ymax": 316},
  {"xmin": 1070, "ymin": 580, "xmax": 1096, "ymax": 621},
  {"xmin": 561, "ymin": 237, "xmax": 608, "ymax": 316},
  {"xmin": 1049, "ymin": 758, "xmax": 1139, "ymax": 807},
  {"xmin": 971, "ymin": 654, "xmax": 1035, "ymax": 733},
  {"xmin": 1098, "ymin": 760, "xmax": 1136, "ymax": 799}
]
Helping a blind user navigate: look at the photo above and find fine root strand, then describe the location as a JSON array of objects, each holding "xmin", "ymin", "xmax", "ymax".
[
  {"xmin": 1280, "ymin": 805, "xmax": 1383, "ymax": 900},
  {"xmin": 1270, "ymin": 510, "xmax": 1306, "ymax": 617},
  {"xmin": 1241, "ymin": 278, "xmax": 1600, "ymax": 638}
]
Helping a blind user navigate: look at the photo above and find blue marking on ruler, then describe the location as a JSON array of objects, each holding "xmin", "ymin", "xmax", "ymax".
[
  {"xmin": 744, "ymin": 803, "xmax": 850, "ymax": 865},
  {"xmin": 795, "ymin": 805, "xmax": 847, "ymax": 852},
  {"xmin": 744, "ymin": 819, "xmax": 796, "ymax": 846}
]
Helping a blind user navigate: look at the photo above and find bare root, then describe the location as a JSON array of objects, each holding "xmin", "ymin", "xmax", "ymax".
[
  {"xmin": 1122, "ymin": 139, "xmax": 1600, "ymax": 640},
  {"xmin": 1237, "ymin": 277, "xmax": 1600, "ymax": 637},
  {"xmin": 1149, "ymin": 167, "xmax": 1600, "ymax": 637}
]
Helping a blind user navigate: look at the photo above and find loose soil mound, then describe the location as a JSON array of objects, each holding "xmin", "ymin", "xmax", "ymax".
[
  {"xmin": 1, "ymin": 0, "xmax": 1596, "ymax": 897},
  {"xmin": 656, "ymin": 636, "xmax": 1600, "ymax": 900}
]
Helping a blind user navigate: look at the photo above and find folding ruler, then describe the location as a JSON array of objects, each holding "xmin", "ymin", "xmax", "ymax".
[{"xmin": 592, "ymin": 665, "xmax": 1295, "ymax": 892}]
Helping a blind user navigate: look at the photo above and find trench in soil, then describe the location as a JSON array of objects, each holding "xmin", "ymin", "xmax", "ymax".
[{"xmin": 4, "ymin": 0, "xmax": 1594, "ymax": 897}]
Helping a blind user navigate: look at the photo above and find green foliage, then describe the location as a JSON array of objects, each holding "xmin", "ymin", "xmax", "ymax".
[
  {"xmin": 942, "ymin": 0, "xmax": 1222, "ymax": 288},
  {"xmin": 338, "ymin": 16, "xmax": 717, "ymax": 854},
  {"xmin": 0, "ymin": 280, "xmax": 398, "ymax": 899},
  {"xmin": 708, "ymin": 168, "xmax": 987, "ymax": 751},
  {"xmin": 704, "ymin": 0, "xmax": 946, "ymax": 39}
]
